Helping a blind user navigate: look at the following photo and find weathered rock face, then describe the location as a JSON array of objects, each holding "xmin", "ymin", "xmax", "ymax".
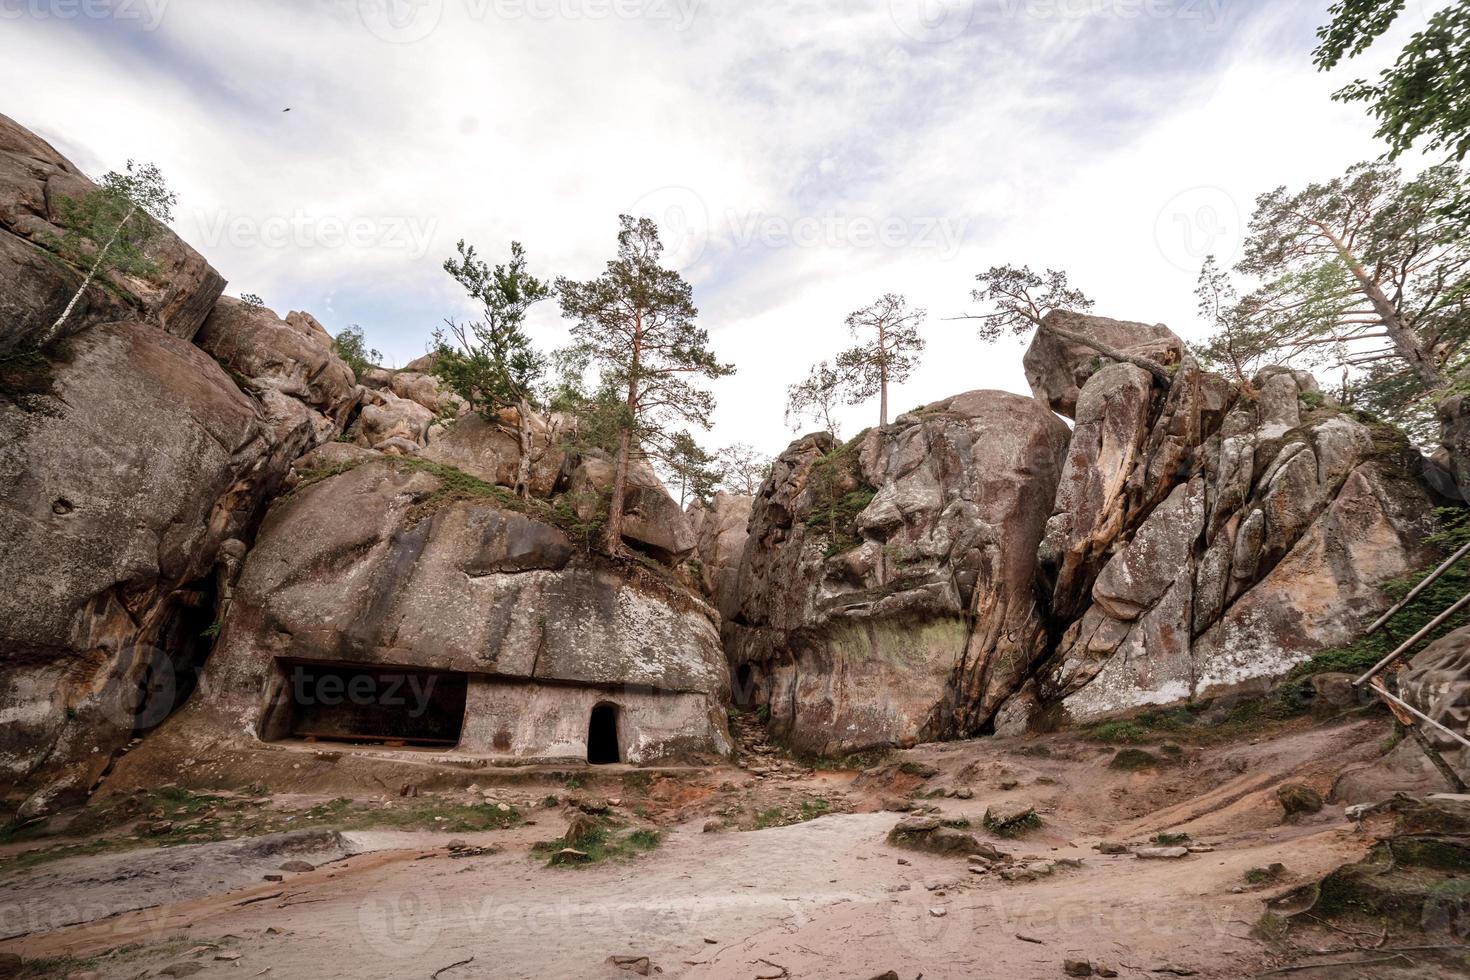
[
  {"xmin": 195, "ymin": 297, "xmax": 360, "ymax": 449},
  {"xmin": 729, "ymin": 391, "xmax": 1070, "ymax": 753},
  {"xmin": 0, "ymin": 321, "xmax": 299, "ymax": 801},
  {"xmin": 422, "ymin": 411, "xmax": 565, "ymax": 498},
  {"xmin": 1400, "ymin": 624, "xmax": 1470, "ymax": 774},
  {"xmin": 687, "ymin": 492, "xmax": 753, "ymax": 621},
  {"xmin": 0, "ymin": 112, "xmax": 225, "ymax": 355},
  {"xmin": 1023, "ymin": 309, "xmax": 1183, "ymax": 419},
  {"xmin": 568, "ymin": 455, "xmax": 698, "ymax": 564},
  {"xmin": 158, "ymin": 456, "xmax": 732, "ymax": 765},
  {"xmin": 1015, "ymin": 347, "xmax": 1438, "ymax": 729}
]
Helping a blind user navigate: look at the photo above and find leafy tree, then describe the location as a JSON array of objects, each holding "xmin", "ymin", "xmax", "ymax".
[
  {"xmin": 785, "ymin": 359, "xmax": 845, "ymax": 438},
  {"xmin": 432, "ymin": 240, "xmax": 552, "ymax": 498},
  {"xmin": 835, "ymin": 293, "xmax": 926, "ymax": 426},
  {"xmin": 963, "ymin": 265, "xmax": 1172, "ymax": 382},
  {"xmin": 658, "ymin": 431, "xmax": 723, "ymax": 508},
  {"xmin": 715, "ymin": 443, "xmax": 772, "ymax": 496},
  {"xmin": 332, "ymin": 325, "xmax": 381, "ymax": 379},
  {"xmin": 1314, "ymin": 0, "xmax": 1470, "ymax": 163},
  {"xmin": 556, "ymin": 215, "xmax": 734, "ymax": 556},
  {"xmin": 1199, "ymin": 162, "xmax": 1470, "ymax": 436},
  {"xmin": 1193, "ymin": 255, "xmax": 1275, "ymax": 388},
  {"xmin": 43, "ymin": 160, "xmax": 176, "ymax": 346},
  {"xmin": 239, "ymin": 292, "xmax": 266, "ymax": 309}
]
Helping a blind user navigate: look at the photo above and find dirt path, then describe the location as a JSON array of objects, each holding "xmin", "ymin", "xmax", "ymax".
[{"xmin": 0, "ymin": 717, "xmax": 1406, "ymax": 979}]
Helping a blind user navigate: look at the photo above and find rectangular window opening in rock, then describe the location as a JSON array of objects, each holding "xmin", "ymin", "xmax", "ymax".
[{"xmin": 259, "ymin": 660, "xmax": 468, "ymax": 749}]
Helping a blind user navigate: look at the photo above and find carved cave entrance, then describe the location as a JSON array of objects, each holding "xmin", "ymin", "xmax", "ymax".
[
  {"xmin": 278, "ymin": 662, "xmax": 468, "ymax": 748},
  {"xmin": 587, "ymin": 701, "xmax": 622, "ymax": 764}
]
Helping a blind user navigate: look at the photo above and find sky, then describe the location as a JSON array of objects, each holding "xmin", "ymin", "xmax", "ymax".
[{"xmin": 0, "ymin": 0, "xmax": 1448, "ymax": 457}]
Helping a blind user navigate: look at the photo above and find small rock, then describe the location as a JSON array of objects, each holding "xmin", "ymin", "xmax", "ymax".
[
  {"xmin": 998, "ymin": 778, "xmax": 1020, "ymax": 790},
  {"xmin": 870, "ymin": 973, "xmax": 900, "ymax": 980},
  {"xmin": 1095, "ymin": 964, "xmax": 1119, "ymax": 978},
  {"xmin": 263, "ymin": 873, "xmax": 284, "ymax": 882},
  {"xmin": 702, "ymin": 819, "xmax": 722, "ymax": 833},
  {"xmin": 159, "ymin": 965, "xmax": 205, "ymax": 978},
  {"xmin": 1094, "ymin": 841, "xmax": 1129, "ymax": 855},
  {"xmin": 954, "ymin": 787, "xmax": 974, "ymax": 800},
  {"xmin": 279, "ymin": 860, "xmax": 315, "ymax": 872},
  {"xmin": 607, "ymin": 954, "xmax": 652, "ymax": 975},
  {"xmin": 552, "ymin": 848, "xmax": 590, "ymax": 864},
  {"xmin": 896, "ymin": 857, "xmax": 910, "ymax": 865},
  {"xmin": 1133, "ymin": 846, "xmax": 1189, "ymax": 860},
  {"xmin": 1277, "ymin": 783, "xmax": 1323, "ymax": 819},
  {"xmin": 215, "ymin": 951, "xmax": 242, "ymax": 961},
  {"xmin": 928, "ymin": 907, "xmax": 947, "ymax": 918},
  {"xmin": 1063, "ymin": 958, "xmax": 1094, "ymax": 976},
  {"xmin": 894, "ymin": 815, "xmax": 941, "ymax": 833}
]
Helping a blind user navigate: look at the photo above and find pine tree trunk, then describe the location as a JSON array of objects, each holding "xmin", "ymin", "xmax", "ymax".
[
  {"xmin": 605, "ymin": 424, "xmax": 632, "ymax": 556},
  {"xmin": 878, "ymin": 316, "xmax": 889, "ymax": 426},
  {"xmin": 1319, "ymin": 224, "xmax": 1442, "ymax": 387}
]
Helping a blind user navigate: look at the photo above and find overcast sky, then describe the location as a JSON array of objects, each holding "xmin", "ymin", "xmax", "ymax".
[{"xmin": 1, "ymin": 0, "xmax": 1445, "ymax": 456}]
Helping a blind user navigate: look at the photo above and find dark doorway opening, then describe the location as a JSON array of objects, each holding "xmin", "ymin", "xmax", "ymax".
[
  {"xmin": 277, "ymin": 662, "xmax": 468, "ymax": 748},
  {"xmin": 587, "ymin": 702, "xmax": 621, "ymax": 764},
  {"xmin": 734, "ymin": 664, "xmax": 755, "ymax": 707}
]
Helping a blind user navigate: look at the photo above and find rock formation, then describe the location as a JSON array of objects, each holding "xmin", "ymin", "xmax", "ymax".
[
  {"xmin": 151, "ymin": 452, "xmax": 732, "ymax": 766},
  {"xmin": 733, "ymin": 314, "xmax": 1439, "ymax": 751},
  {"xmin": 728, "ymin": 391, "xmax": 1071, "ymax": 754},
  {"xmin": 0, "ymin": 115, "xmax": 726, "ymax": 812}
]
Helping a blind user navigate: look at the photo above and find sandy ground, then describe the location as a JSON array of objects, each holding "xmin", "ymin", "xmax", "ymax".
[{"xmin": 0, "ymin": 713, "xmax": 1446, "ymax": 979}]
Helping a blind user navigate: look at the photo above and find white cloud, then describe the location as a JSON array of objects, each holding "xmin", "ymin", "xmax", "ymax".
[{"xmin": 0, "ymin": 0, "xmax": 1448, "ymax": 455}]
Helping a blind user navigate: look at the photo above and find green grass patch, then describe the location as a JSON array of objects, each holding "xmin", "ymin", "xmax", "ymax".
[
  {"xmin": 983, "ymin": 811, "xmax": 1042, "ymax": 838},
  {"xmin": 803, "ymin": 431, "xmax": 878, "ymax": 557},
  {"xmin": 534, "ymin": 820, "xmax": 661, "ymax": 867}
]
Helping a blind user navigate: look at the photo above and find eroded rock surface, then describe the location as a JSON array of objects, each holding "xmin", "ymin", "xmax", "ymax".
[
  {"xmin": 164, "ymin": 457, "xmax": 732, "ymax": 764},
  {"xmin": 0, "ymin": 112, "xmax": 224, "ymax": 354},
  {"xmin": 729, "ymin": 390, "xmax": 1070, "ymax": 753}
]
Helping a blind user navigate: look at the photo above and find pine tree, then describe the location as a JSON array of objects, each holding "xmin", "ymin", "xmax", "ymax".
[
  {"xmin": 835, "ymin": 293, "xmax": 926, "ymax": 426},
  {"xmin": 785, "ymin": 360, "xmax": 845, "ymax": 438},
  {"xmin": 557, "ymin": 215, "xmax": 734, "ymax": 555}
]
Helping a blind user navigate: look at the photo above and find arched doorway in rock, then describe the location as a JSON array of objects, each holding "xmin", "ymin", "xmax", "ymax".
[
  {"xmin": 587, "ymin": 701, "xmax": 621, "ymax": 764},
  {"xmin": 734, "ymin": 664, "xmax": 755, "ymax": 707}
]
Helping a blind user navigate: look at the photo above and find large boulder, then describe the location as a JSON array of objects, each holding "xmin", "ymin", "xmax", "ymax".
[
  {"xmin": 195, "ymin": 297, "xmax": 359, "ymax": 449},
  {"xmin": 422, "ymin": 410, "xmax": 565, "ymax": 498},
  {"xmin": 0, "ymin": 321, "xmax": 299, "ymax": 802},
  {"xmin": 687, "ymin": 492, "xmax": 753, "ymax": 620},
  {"xmin": 567, "ymin": 455, "xmax": 697, "ymax": 565},
  {"xmin": 0, "ymin": 112, "xmax": 224, "ymax": 354},
  {"xmin": 729, "ymin": 391, "xmax": 1070, "ymax": 753},
  {"xmin": 1022, "ymin": 310, "xmax": 1183, "ymax": 419},
  {"xmin": 1024, "ymin": 364, "xmax": 1438, "ymax": 726},
  {"xmin": 1399, "ymin": 624, "xmax": 1470, "ymax": 775},
  {"xmin": 139, "ymin": 457, "xmax": 733, "ymax": 767},
  {"xmin": 354, "ymin": 388, "xmax": 434, "ymax": 451}
]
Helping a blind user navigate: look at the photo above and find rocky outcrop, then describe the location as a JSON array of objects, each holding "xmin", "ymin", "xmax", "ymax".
[
  {"xmin": 152, "ymin": 455, "xmax": 732, "ymax": 765},
  {"xmin": 0, "ymin": 112, "xmax": 225, "ymax": 355},
  {"xmin": 687, "ymin": 492, "xmax": 753, "ymax": 621},
  {"xmin": 568, "ymin": 455, "xmax": 698, "ymax": 564},
  {"xmin": 1400, "ymin": 625, "xmax": 1470, "ymax": 774},
  {"xmin": 0, "ymin": 321, "xmax": 303, "ymax": 803},
  {"xmin": 1023, "ymin": 310, "xmax": 1183, "ymax": 418},
  {"xmin": 729, "ymin": 391, "xmax": 1070, "ymax": 753},
  {"xmin": 195, "ymin": 297, "xmax": 360, "ymax": 449},
  {"xmin": 1011, "ymin": 335, "xmax": 1438, "ymax": 729},
  {"xmin": 422, "ymin": 411, "xmax": 564, "ymax": 498}
]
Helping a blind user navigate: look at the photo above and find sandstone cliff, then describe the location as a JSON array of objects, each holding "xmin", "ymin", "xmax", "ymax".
[{"xmin": 733, "ymin": 314, "xmax": 1439, "ymax": 751}]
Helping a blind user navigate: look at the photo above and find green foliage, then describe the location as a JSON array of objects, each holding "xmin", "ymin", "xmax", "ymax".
[
  {"xmin": 835, "ymin": 293, "xmax": 926, "ymax": 426},
  {"xmin": 432, "ymin": 240, "xmax": 550, "ymax": 419},
  {"xmin": 1152, "ymin": 831, "xmax": 1191, "ymax": 846},
  {"xmin": 968, "ymin": 264, "xmax": 1094, "ymax": 341},
  {"xmin": 658, "ymin": 430, "xmax": 722, "ymax": 507},
  {"xmin": 1315, "ymin": 1, "xmax": 1470, "ymax": 165},
  {"xmin": 42, "ymin": 160, "xmax": 176, "ymax": 344},
  {"xmin": 332, "ymin": 325, "xmax": 381, "ymax": 379},
  {"xmin": 535, "ymin": 819, "xmax": 661, "ymax": 866},
  {"xmin": 750, "ymin": 797, "xmax": 833, "ymax": 830},
  {"xmin": 984, "ymin": 809, "xmax": 1042, "ymax": 837},
  {"xmin": 556, "ymin": 216, "xmax": 734, "ymax": 548},
  {"xmin": 786, "ymin": 360, "xmax": 846, "ymax": 438},
  {"xmin": 805, "ymin": 432, "xmax": 877, "ymax": 557},
  {"xmin": 238, "ymin": 292, "xmax": 266, "ymax": 308},
  {"xmin": 1200, "ymin": 161, "xmax": 1470, "ymax": 439}
]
